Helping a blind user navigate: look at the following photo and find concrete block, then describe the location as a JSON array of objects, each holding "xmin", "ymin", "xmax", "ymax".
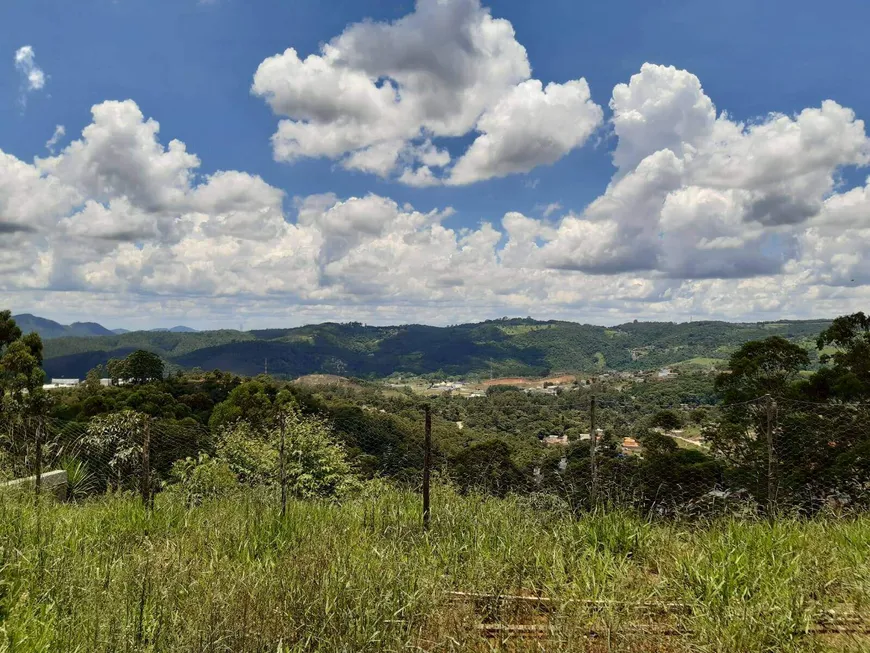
[{"xmin": 2, "ymin": 469, "xmax": 68, "ymax": 500}]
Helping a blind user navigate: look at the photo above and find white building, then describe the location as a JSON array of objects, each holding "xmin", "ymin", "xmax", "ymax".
[{"xmin": 43, "ymin": 378, "xmax": 80, "ymax": 391}]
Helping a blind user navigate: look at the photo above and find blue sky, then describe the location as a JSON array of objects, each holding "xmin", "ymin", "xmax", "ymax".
[{"xmin": 2, "ymin": 0, "xmax": 870, "ymax": 329}]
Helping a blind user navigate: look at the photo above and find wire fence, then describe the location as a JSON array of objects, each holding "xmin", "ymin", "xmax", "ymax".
[{"xmin": 2, "ymin": 394, "xmax": 869, "ymax": 520}]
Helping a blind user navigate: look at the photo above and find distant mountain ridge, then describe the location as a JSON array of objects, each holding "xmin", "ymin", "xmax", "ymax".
[
  {"xmin": 151, "ymin": 326, "xmax": 198, "ymax": 333},
  {"xmin": 12, "ymin": 314, "xmax": 197, "ymax": 340},
  {"xmin": 13, "ymin": 314, "xmax": 115, "ymax": 339},
  {"xmin": 33, "ymin": 316, "xmax": 835, "ymax": 380}
]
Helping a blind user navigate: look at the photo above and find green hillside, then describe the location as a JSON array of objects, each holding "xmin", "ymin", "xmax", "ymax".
[{"xmin": 38, "ymin": 317, "xmax": 834, "ymax": 379}]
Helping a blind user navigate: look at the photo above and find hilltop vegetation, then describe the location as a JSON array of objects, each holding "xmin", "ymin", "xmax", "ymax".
[{"xmin": 38, "ymin": 317, "xmax": 833, "ymax": 379}]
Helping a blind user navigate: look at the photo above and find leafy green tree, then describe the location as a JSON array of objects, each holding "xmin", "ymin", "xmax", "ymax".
[
  {"xmin": 637, "ymin": 429, "xmax": 678, "ymax": 456},
  {"xmin": 709, "ymin": 337, "xmax": 810, "ymax": 507},
  {"xmin": 650, "ymin": 409, "xmax": 682, "ymax": 431},
  {"xmin": 217, "ymin": 421, "xmax": 278, "ymax": 485},
  {"xmin": 280, "ymin": 407, "xmax": 355, "ymax": 499},
  {"xmin": 82, "ymin": 410, "xmax": 148, "ymax": 490},
  {"xmin": 808, "ymin": 312, "xmax": 870, "ymax": 399},
  {"xmin": 0, "ymin": 311, "xmax": 47, "ymax": 416},
  {"xmin": 0, "ymin": 310, "xmax": 22, "ymax": 349},
  {"xmin": 690, "ymin": 407, "xmax": 709, "ymax": 425},
  {"xmin": 450, "ymin": 439, "xmax": 526, "ymax": 496},
  {"xmin": 125, "ymin": 350, "xmax": 165, "ymax": 384},
  {"xmin": 84, "ymin": 364, "xmax": 105, "ymax": 395},
  {"xmin": 106, "ymin": 357, "xmax": 127, "ymax": 385},
  {"xmin": 105, "ymin": 351, "xmax": 164, "ymax": 386},
  {"xmin": 209, "ymin": 380, "xmax": 274, "ymax": 430},
  {"xmin": 215, "ymin": 407, "xmax": 355, "ymax": 498},
  {"xmin": 715, "ymin": 336, "xmax": 809, "ymax": 402}
]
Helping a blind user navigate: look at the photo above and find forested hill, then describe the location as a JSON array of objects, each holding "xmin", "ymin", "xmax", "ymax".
[
  {"xmin": 37, "ymin": 317, "xmax": 833, "ymax": 380},
  {"xmin": 13, "ymin": 314, "xmax": 115, "ymax": 339}
]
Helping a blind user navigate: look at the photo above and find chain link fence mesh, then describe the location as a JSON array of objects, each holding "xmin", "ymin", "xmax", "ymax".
[{"xmin": 2, "ymin": 394, "xmax": 869, "ymax": 519}]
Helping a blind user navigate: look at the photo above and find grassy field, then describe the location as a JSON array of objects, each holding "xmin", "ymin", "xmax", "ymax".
[{"xmin": 1, "ymin": 485, "xmax": 868, "ymax": 652}]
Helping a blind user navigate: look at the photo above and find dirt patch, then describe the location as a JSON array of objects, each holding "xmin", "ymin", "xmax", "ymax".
[
  {"xmin": 483, "ymin": 377, "xmax": 531, "ymax": 387},
  {"xmin": 542, "ymin": 374, "xmax": 576, "ymax": 385},
  {"xmin": 292, "ymin": 374, "xmax": 355, "ymax": 387},
  {"xmin": 482, "ymin": 374, "xmax": 576, "ymax": 388}
]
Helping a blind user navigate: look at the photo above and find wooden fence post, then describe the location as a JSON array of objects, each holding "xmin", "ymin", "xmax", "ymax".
[
  {"xmin": 423, "ymin": 405, "xmax": 432, "ymax": 530},
  {"xmin": 280, "ymin": 413, "xmax": 287, "ymax": 518},
  {"xmin": 590, "ymin": 395, "xmax": 598, "ymax": 507},
  {"xmin": 766, "ymin": 395, "xmax": 778, "ymax": 515},
  {"xmin": 34, "ymin": 417, "xmax": 43, "ymax": 498},
  {"xmin": 142, "ymin": 419, "xmax": 151, "ymax": 509}
]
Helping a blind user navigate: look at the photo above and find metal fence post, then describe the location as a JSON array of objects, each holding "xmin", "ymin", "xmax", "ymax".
[
  {"xmin": 423, "ymin": 405, "xmax": 432, "ymax": 530},
  {"xmin": 142, "ymin": 419, "xmax": 151, "ymax": 509},
  {"xmin": 279, "ymin": 413, "xmax": 287, "ymax": 518},
  {"xmin": 590, "ymin": 394, "xmax": 598, "ymax": 507}
]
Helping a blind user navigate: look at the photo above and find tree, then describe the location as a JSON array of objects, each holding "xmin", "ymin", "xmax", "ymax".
[
  {"xmin": 125, "ymin": 350, "xmax": 165, "ymax": 385},
  {"xmin": 0, "ymin": 310, "xmax": 22, "ymax": 351},
  {"xmin": 209, "ymin": 380, "xmax": 274, "ymax": 430},
  {"xmin": 214, "ymin": 406, "xmax": 355, "ymax": 498},
  {"xmin": 809, "ymin": 312, "xmax": 870, "ymax": 399},
  {"xmin": 637, "ymin": 429, "xmax": 678, "ymax": 456},
  {"xmin": 84, "ymin": 365, "xmax": 105, "ymax": 394},
  {"xmin": 106, "ymin": 350, "xmax": 164, "ymax": 385},
  {"xmin": 450, "ymin": 439, "xmax": 526, "ymax": 496},
  {"xmin": 106, "ymin": 357, "xmax": 127, "ymax": 386},
  {"xmin": 715, "ymin": 336, "xmax": 809, "ymax": 402},
  {"xmin": 82, "ymin": 410, "xmax": 148, "ymax": 490},
  {"xmin": 0, "ymin": 311, "xmax": 47, "ymax": 412},
  {"xmin": 280, "ymin": 407, "xmax": 355, "ymax": 499},
  {"xmin": 0, "ymin": 312, "xmax": 48, "ymax": 478},
  {"xmin": 710, "ymin": 337, "xmax": 809, "ymax": 507},
  {"xmin": 650, "ymin": 409, "xmax": 682, "ymax": 431}
]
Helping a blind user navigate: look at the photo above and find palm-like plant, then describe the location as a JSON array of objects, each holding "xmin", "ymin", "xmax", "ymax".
[{"xmin": 60, "ymin": 456, "xmax": 96, "ymax": 501}]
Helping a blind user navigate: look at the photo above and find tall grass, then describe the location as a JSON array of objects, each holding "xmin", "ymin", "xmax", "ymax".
[{"xmin": 0, "ymin": 483, "xmax": 867, "ymax": 652}]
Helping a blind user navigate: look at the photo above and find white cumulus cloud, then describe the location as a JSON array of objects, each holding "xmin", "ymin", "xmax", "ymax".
[
  {"xmin": 252, "ymin": 0, "xmax": 601, "ymax": 185},
  {"xmin": 449, "ymin": 79, "xmax": 603, "ymax": 185},
  {"xmin": 532, "ymin": 64, "xmax": 870, "ymax": 279},
  {"xmin": 4, "ymin": 61, "xmax": 870, "ymax": 327}
]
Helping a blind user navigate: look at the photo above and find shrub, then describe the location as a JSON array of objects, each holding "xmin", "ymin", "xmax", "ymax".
[
  {"xmin": 216, "ymin": 421, "xmax": 278, "ymax": 485},
  {"xmin": 280, "ymin": 408, "xmax": 357, "ymax": 499},
  {"xmin": 169, "ymin": 454, "xmax": 238, "ymax": 505},
  {"xmin": 214, "ymin": 408, "xmax": 357, "ymax": 499},
  {"xmin": 81, "ymin": 410, "xmax": 147, "ymax": 491}
]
